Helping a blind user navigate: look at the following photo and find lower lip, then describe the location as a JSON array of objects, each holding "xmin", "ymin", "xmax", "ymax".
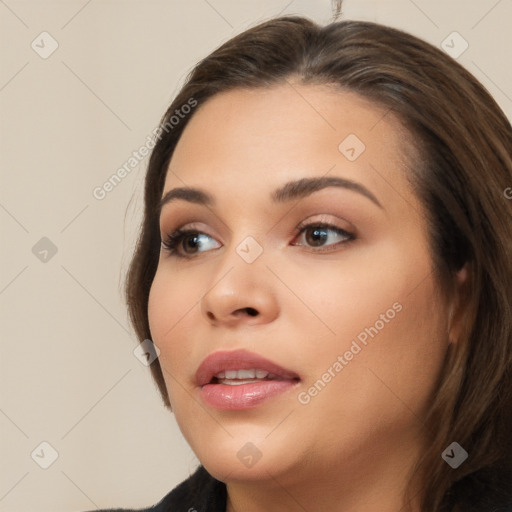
[{"xmin": 200, "ymin": 380, "xmax": 299, "ymax": 410}]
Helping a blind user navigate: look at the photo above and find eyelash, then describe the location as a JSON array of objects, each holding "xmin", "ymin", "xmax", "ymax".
[{"xmin": 161, "ymin": 221, "xmax": 355, "ymax": 259}]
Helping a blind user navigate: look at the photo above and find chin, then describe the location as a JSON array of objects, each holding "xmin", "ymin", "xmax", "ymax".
[
  {"xmin": 182, "ymin": 425, "xmax": 296, "ymax": 483},
  {"xmin": 200, "ymin": 449, "xmax": 290, "ymax": 484}
]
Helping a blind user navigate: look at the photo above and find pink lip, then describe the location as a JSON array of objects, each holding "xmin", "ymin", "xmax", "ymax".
[{"xmin": 196, "ymin": 349, "xmax": 300, "ymax": 410}]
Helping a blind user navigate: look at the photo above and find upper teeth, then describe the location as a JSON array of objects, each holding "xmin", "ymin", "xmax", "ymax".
[{"xmin": 214, "ymin": 369, "xmax": 275, "ymax": 379}]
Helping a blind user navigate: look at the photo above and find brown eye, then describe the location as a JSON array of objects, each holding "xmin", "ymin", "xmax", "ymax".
[
  {"xmin": 162, "ymin": 230, "xmax": 220, "ymax": 258},
  {"xmin": 304, "ymin": 226, "xmax": 329, "ymax": 247},
  {"xmin": 182, "ymin": 233, "xmax": 202, "ymax": 253},
  {"xmin": 294, "ymin": 223, "xmax": 354, "ymax": 251}
]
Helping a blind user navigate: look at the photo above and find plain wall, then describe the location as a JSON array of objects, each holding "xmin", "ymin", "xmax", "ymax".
[{"xmin": 1, "ymin": 0, "xmax": 511, "ymax": 510}]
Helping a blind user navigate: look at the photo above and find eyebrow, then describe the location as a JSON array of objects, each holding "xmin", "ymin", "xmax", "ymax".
[{"xmin": 157, "ymin": 176, "xmax": 383, "ymax": 214}]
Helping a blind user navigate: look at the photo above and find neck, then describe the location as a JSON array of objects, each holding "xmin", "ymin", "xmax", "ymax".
[{"xmin": 224, "ymin": 434, "xmax": 425, "ymax": 512}]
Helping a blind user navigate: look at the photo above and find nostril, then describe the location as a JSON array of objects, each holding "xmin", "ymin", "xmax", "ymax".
[{"xmin": 245, "ymin": 307, "xmax": 258, "ymax": 316}]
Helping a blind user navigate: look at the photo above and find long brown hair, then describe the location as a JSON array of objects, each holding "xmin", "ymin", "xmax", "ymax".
[{"xmin": 125, "ymin": 15, "xmax": 512, "ymax": 512}]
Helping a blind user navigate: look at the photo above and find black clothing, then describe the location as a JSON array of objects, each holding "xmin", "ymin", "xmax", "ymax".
[
  {"xmin": 88, "ymin": 464, "xmax": 512, "ymax": 512},
  {"xmin": 90, "ymin": 465, "xmax": 226, "ymax": 512}
]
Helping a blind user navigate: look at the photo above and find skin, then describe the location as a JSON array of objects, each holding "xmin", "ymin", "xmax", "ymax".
[{"xmin": 147, "ymin": 83, "xmax": 467, "ymax": 512}]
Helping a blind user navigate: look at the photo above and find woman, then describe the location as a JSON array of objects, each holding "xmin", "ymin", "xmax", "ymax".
[{"xmin": 93, "ymin": 10, "xmax": 512, "ymax": 512}]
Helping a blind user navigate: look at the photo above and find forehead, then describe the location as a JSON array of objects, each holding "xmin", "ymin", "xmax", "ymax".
[{"xmin": 163, "ymin": 84, "xmax": 418, "ymax": 212}]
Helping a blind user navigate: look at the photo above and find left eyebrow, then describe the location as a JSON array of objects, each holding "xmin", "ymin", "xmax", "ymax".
[
  {"xmin": 271, "ymin": 176, "xmax": 383, "ymax": 209},
  {"xmin": 157, "ymin": 176, "xmax": 383, "ymax": 214}
]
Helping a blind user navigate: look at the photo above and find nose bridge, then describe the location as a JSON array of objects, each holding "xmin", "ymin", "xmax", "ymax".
[{"xmin": 200, "ymin": 232, "xmax": 279, "ymax": 325}]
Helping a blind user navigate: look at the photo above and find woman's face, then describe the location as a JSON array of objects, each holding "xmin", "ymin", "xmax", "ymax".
[{"xmin": 148, "ymin": 84, "xmax": 455, "ymax": 486}]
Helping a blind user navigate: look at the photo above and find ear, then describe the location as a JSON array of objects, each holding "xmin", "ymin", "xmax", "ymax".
[{"xmin": 447, "ymin": 263, "xmax": 470, "ymax": 345}]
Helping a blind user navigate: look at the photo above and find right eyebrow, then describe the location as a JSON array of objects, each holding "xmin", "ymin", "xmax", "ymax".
[{"xmin": 158, "ymin": 187, "xmax": 214, "ymax": 212}]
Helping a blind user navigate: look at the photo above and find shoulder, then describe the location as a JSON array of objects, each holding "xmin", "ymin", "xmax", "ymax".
[{"xmin": 87, "ymin": 465, "xmax": 227, "ymax": 512}]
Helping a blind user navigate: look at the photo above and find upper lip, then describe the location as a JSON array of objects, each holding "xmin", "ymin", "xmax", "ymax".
[{"xmin": 196, "ymin": 349, "xmax": 300, "ymax": 386}]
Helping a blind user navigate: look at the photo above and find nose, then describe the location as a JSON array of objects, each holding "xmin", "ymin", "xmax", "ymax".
[{"xmin": 200, "ymin": 250, "xmax": 280, "ymax": 327}]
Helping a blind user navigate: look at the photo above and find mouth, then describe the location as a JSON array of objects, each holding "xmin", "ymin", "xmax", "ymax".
[
  {"xmin": 210, "ymin": 368, "xmax": 285, "ymax": 385},
  {"xmin": 196, "ymin": 349, "xmax": 301, "ymax": 410}
]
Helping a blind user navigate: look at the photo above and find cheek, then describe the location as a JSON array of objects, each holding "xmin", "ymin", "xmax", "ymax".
[
  {"xmin": 293, "ymin": 241, "xmax": 447, "ymax": 414},
  {"xmin": 147, "ymin": 271, "xmax": 169, "ymax": 347},
  {"xmin": 368, "ymin": 276, "xmax": 449, "ymax": 403},
  {"xmin": 147, "ymin": 267, "xmax": 197, "ymax": 367},
  {"xmin": 147, "ymin": 267, "xmax": 201, "ymax": 411},
  {"xmin": 306, "ymin": 276, "xmax": 447, "ymax": 429},
  {"xmin": 283, "ymin": 247, "xmax": 409, "ymax": 350}
]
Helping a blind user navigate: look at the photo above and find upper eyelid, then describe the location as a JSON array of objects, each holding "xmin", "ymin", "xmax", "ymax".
[
  {"xmin": 170, "ymin": 221, "xmax": 349, "ymax": 236},
  {"xmin": 161, "ymin": 212, "xmax": 354, "ymax": 233}
]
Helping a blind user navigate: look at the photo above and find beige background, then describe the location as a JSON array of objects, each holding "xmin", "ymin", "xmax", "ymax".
[{"xmin": 1, "ymin": 0, "xmax": 511, "ymax": 511}]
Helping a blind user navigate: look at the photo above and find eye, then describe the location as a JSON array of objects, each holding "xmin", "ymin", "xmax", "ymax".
[
  {"xmin": 161, "ymin": 220, "xmax": 355, "ymax": 259},
  {"xmin": 292, "ymin": 222, "xmax": 355, "ymax": 252},
  {"xmin": 161, "ymin": 228, "xmax": 220, "ymax": 259}
]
